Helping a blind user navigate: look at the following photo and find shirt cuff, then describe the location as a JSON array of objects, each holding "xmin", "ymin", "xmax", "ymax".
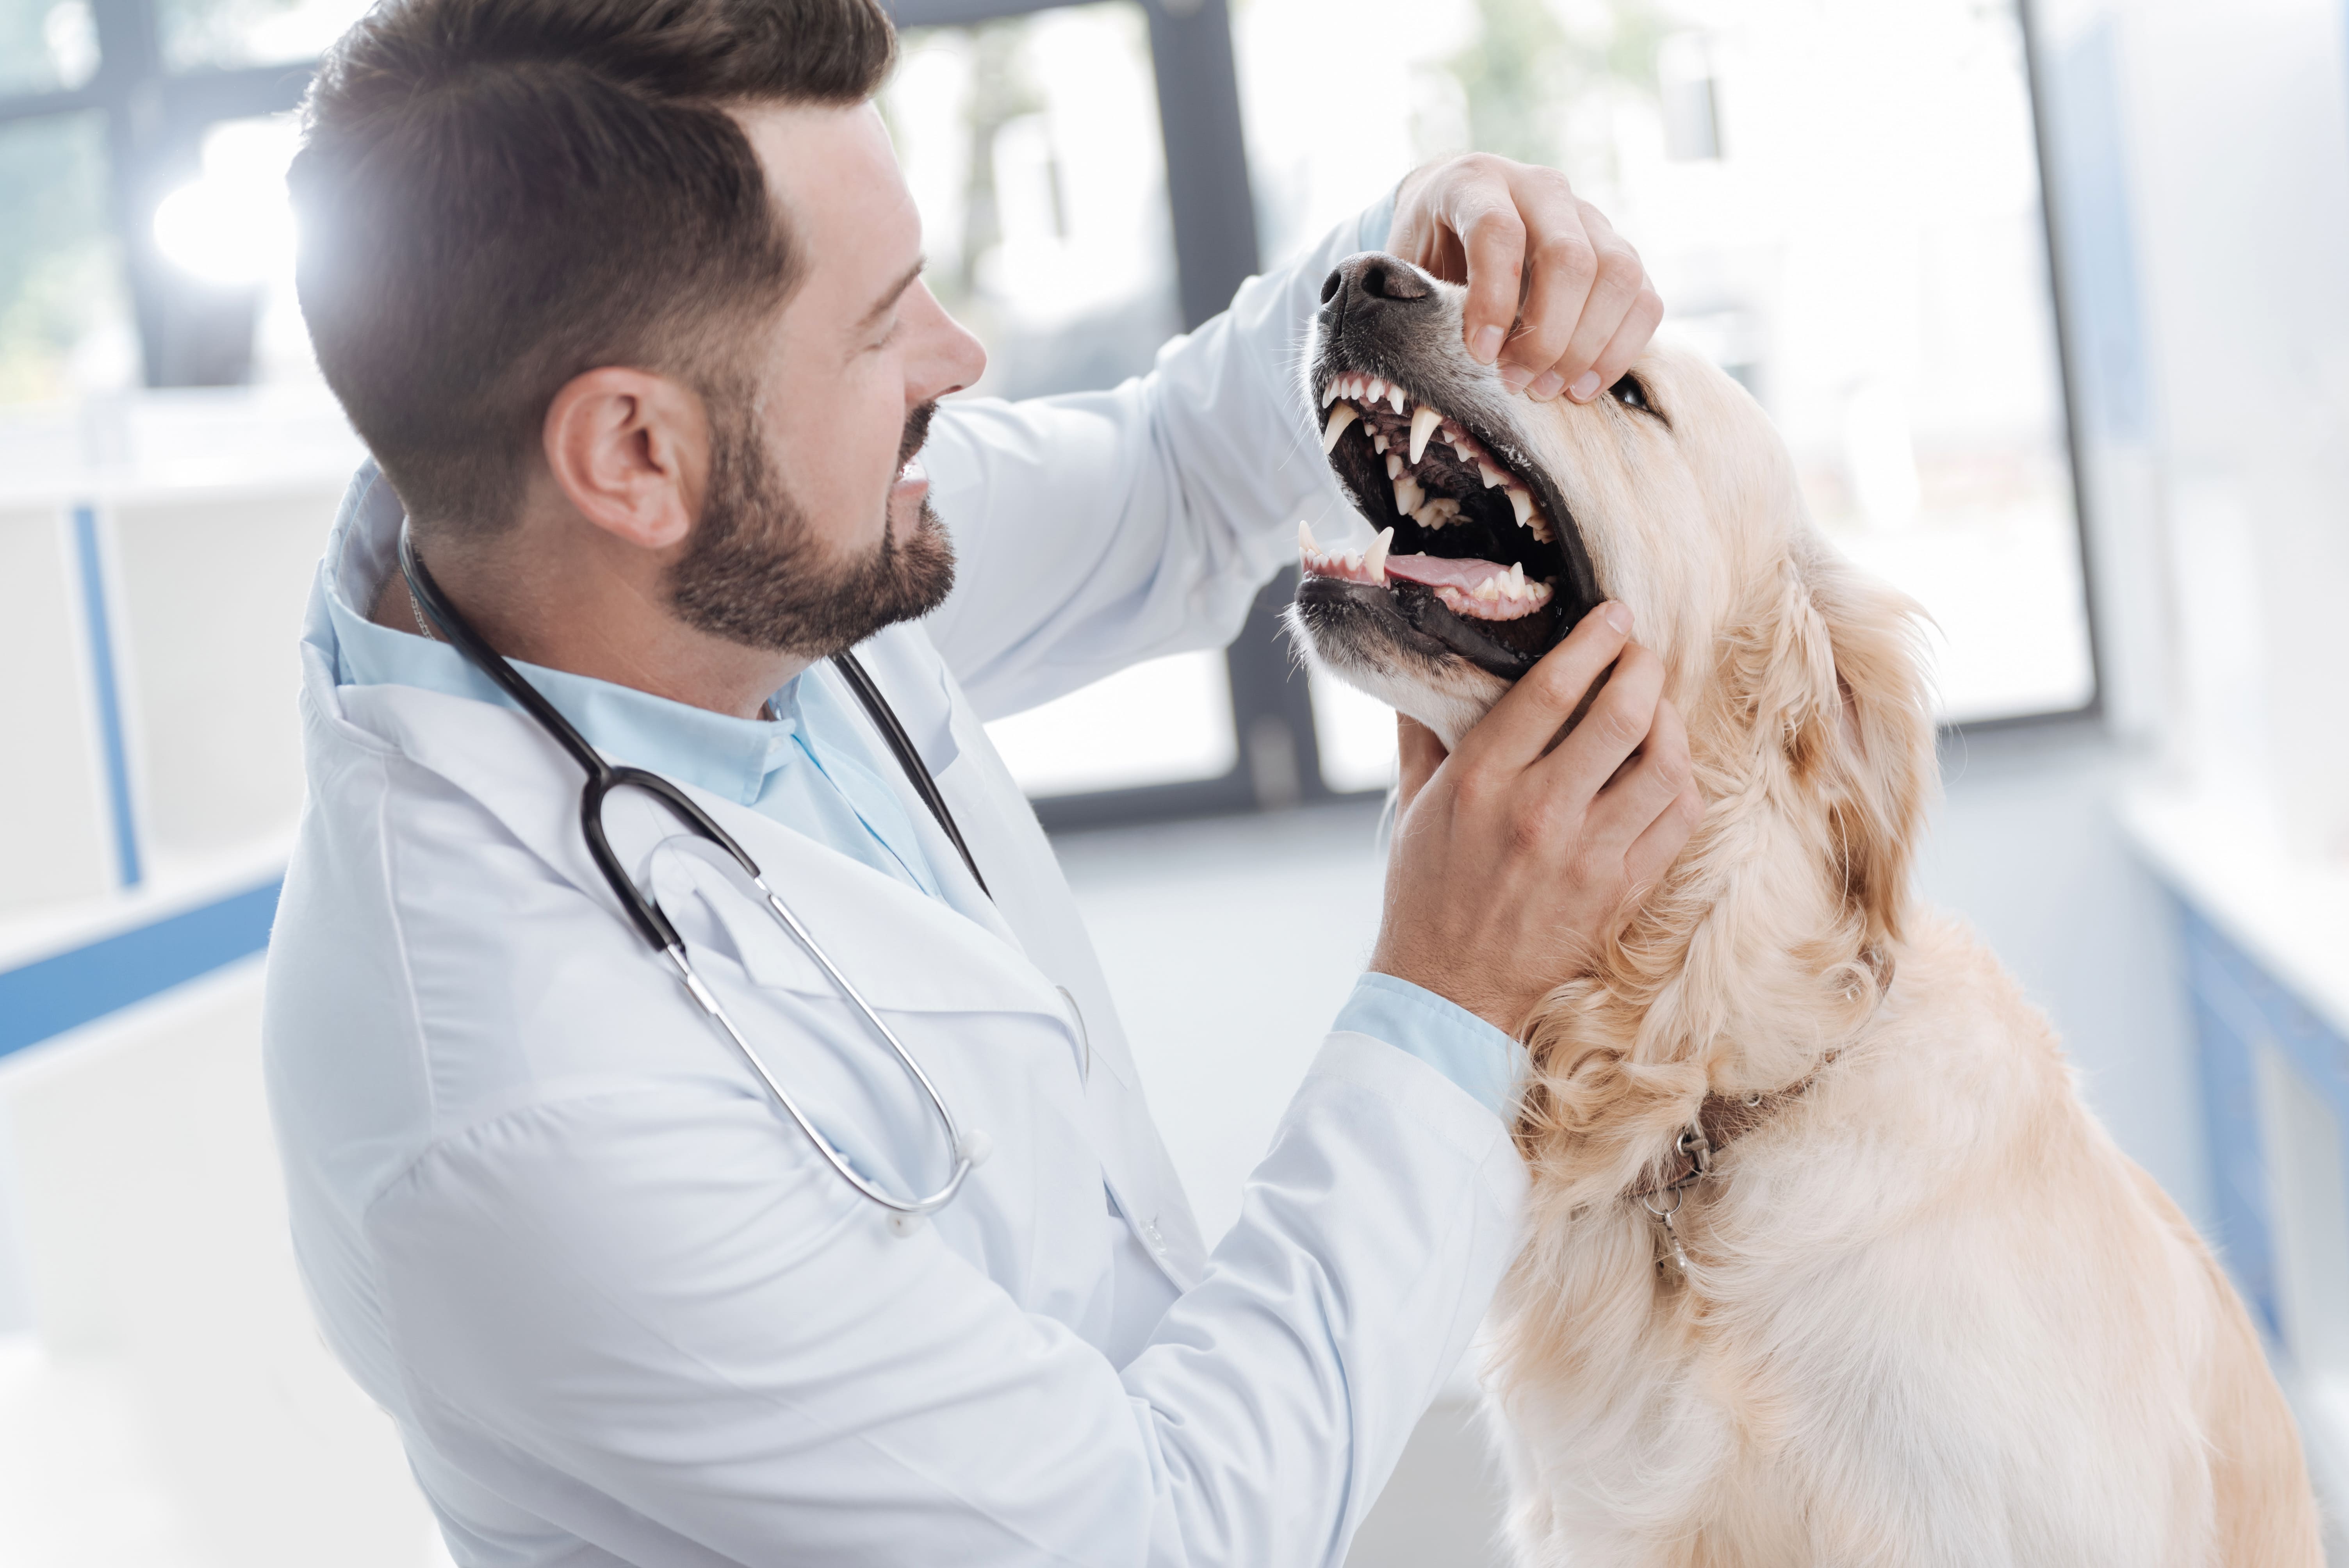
[{"xmin": 1331, "ymin": 972, "xmax": 1524, "ymax": 1117}]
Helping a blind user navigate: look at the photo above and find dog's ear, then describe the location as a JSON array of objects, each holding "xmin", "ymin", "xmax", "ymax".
[{"xmin": 1782, "ymin": 534, "xmax": 1937, "ymax": 952}]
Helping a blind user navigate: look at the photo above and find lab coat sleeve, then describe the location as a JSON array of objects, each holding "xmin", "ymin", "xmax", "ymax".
[
  {"xmin": 365, "ymin": 1035, "xmax": 1523, "ymax": 1568},
  {"xmin": 920, "ymin": 197, "xmax": 1395, "ymax": 721}
]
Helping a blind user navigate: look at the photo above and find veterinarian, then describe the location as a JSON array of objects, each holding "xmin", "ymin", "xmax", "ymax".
[{"xmin": 262, "ymin": 2, "xmax": 1700, "ymax": 1563}]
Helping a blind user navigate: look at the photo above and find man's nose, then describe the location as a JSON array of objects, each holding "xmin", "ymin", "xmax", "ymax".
[{"xmin": 1319, "ymin": 252, "xmax": 1436, "ymax": 330}]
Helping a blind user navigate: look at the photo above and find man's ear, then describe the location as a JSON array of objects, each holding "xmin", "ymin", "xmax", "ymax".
[
  {"xmin": 1782, "ymin": 533, "xmax": 1937, "ymax": 953},
  {"xmin": 542, "ymin": 367, "xmax": 709, "ymax": 551}
]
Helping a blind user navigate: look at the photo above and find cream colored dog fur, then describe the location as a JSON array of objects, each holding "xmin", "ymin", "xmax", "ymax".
[{"xmin": 1290, "ymin": 262, "xmax": 2323, "ymax": 1565}]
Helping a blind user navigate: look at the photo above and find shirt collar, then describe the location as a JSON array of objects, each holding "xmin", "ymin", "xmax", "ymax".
[{"xmin": 321, "ymin": 465, "xmax": 804, "ymax": 807}]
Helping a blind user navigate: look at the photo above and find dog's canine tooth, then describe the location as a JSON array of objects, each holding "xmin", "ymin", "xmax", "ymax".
[
  {"xmin": 1365, "ymin": 526, "xmax": 1393, "ymax": 583},
  {"xmin": 1387, "ymin": 383, "xmax": 1407, "ymax": 415},
  {"xmin": 1508, "ymin": 486, "xmax": 1535, "ymax": 527},
  {"xmin": 1321, "ymin": 403, "xmax": 1358, "ymax": 453},
  {"xmin": 1510, "ymin": 561, "xmax": 1526, "ymax": 593},
  {"xmin": 1408, "ymin": 405, "xmax": 1442, "ymax": 465},
  {"xmin": 1298, "ymin": 519, "xmax": 1320, "ymax": 556}
]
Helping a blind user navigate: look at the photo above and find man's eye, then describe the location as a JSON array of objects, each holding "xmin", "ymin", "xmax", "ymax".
[{"xmin": 1609, "ymin": 374, "xmax": 1652, "ymax": 413}]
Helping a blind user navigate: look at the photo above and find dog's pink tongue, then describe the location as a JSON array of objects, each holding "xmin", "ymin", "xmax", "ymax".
[
  {"xmin": 1382, "ymin": 554, "xmax": 1511, "ymax": 592},
  {"xmin": 1384, "ymin": 552, "xmax": 1553, "ymax": 621}
]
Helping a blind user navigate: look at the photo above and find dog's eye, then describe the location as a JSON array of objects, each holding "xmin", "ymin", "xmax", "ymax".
[{"xmin": 1609, "ymin": 374, "xmax": 1653, "ymax": 413}]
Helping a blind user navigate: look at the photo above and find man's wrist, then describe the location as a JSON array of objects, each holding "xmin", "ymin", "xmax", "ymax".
[{"xmin": 1333, "ymin": 971, "xmax": 1526, "ymax": 1116}]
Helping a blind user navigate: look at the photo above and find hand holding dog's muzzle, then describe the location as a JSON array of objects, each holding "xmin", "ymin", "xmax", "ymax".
[
  {"xmin": 1371, "ymin": 600, "xmax": 1702, "ymax": 1037},
  {"xmin": 1388, "ymin": 153, "xmax": 1664, "ymax": 404}
]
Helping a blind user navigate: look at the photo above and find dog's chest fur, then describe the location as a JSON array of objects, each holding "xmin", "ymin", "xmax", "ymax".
[{"xmin": 1486, "ymin": 918, "xmax": 2235, "ymax": 1568}]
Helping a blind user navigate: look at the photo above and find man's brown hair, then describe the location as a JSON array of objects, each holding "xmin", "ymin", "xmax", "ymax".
[{"xmin": 290, "ymin": 0, "xmax": 896, "ymax": 535}]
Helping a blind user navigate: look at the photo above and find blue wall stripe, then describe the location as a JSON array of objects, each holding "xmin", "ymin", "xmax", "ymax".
[
  {"xmin": 70, "ymin": 505, "xmax": 143, "ymax": 889},
  {"xmin": 0, "ymin": 879, "xmax": 281, "ymax": 1058}
]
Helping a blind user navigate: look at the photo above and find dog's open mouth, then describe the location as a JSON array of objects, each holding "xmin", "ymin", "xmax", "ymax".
[{"xmin": 1299, "ymin": 367, "xmax": 1592, "ymax": 678}]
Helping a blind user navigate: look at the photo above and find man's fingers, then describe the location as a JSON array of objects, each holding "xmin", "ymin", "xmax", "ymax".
[
  {"xmin": 1457, "ymin": 602, "xmax": 1634, "ymax": 770},
  {"xmin": 1579, "ymin": 284, "xmax": 1666, "ymax": 401},
  {"xmin": 1533, "ymin": 211, "xmax": 1647, "ymax": 401},
  {"xmin": 1452, "ymin": 183, "xmax": 1531, "ymax": 369},
  {"xmin": 1625, "ymin": 780, "xmax": 1704, "ymax": 890},
  {"xmin": 1395, "ymin": 713, "xmax": 1446, "ymax": 812},
  {"xmin": 1585, "ymin": 696, "xmax": 1692, "ymax": 852},
  {"xmin": 1492, "ymin": 172, "xmax": 1593, "ymax": 394},
  {"xmin": 1536, "ymin": 641, "xmax": 1668, "ymax": 801}
]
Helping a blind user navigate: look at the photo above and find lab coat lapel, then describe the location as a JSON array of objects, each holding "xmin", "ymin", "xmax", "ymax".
[
  {"xmin": 841, "ymin": 626, "xmax": 1211, "ymax": 1288},
  {"xmin": 330, "ymin": 671, "xmax": 1208, "ymax": 1288},
  {"xmin": 335, "ymin": 680, "xmax": 1066, "ymax": 1022}
]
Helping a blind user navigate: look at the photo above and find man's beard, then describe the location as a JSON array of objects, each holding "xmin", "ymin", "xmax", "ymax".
[{"xmin": 667, "ymin": 400, "xmax": 956, "ymax": 658}]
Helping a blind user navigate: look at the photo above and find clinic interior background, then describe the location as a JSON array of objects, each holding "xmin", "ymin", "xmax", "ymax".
[{"xmin": 1, "ymin": 0, "xmax": 2346, "ymax": 1563}]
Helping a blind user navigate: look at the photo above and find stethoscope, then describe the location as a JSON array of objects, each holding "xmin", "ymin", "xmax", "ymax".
[{"xmin": 398, "ymin": 523, "xmax": 989, "ymax": 1231}]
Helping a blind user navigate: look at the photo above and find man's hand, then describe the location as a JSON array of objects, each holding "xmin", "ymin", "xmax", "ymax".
[
  {"xmin": 1388, "ymin": 154, "xmax": 1663, "ymax": 404},
  {"xmin": 1371, "ymin": 605, "xmax": 1702, "ymax": 1037}
]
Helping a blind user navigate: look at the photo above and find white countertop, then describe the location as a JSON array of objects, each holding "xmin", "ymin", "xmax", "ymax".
[{"xmin": 2122, "ymin": 783, "xmax": 2349, "ymax": 1044}]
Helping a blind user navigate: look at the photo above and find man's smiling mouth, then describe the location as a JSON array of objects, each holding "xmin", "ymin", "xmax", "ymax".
[{"xmin": 1297, "ymin": 366, "xmax": 1593, "ymax": 676}]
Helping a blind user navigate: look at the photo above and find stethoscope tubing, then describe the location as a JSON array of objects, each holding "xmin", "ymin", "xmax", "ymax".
[{"xmin": 397, "ymin": 524, "xmax": 977, "ymax": 1220}]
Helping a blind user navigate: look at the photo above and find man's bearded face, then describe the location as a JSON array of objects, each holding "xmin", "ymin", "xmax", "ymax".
[{"xmin": 667, "ymin": 398, "xmax": 955, "ymax": 658}]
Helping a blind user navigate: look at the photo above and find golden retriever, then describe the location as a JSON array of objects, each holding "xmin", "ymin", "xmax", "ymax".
[{"xmin": 1287, "ymin": 251, "xmax": 2322, "ymax": 1565}]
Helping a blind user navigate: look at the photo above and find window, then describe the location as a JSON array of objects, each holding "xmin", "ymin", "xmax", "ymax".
[
  {"xmin": 0, "ymin": 0, "xmax": 2104, "ymax": 839},
  {"xmin": 0, "ymin": 110, "xmax": 126, "ymax": 403},
  {"xmin": 889, "ymin": 0, "xmax": 1329, "ymax": 824},
  {"xmin": 155, "ymin": 0, "xmax": 371, "ymax": 71}
]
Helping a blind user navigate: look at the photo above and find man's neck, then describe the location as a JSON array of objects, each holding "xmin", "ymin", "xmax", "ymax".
[{"xmin": 367, "ymin": 540, "xmax": 811, "ymax": 721}]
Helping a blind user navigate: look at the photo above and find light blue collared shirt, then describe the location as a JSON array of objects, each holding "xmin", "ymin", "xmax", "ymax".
[{"xmin": 325, "ymin": 560, "xmax": 945, "ymax": 902}]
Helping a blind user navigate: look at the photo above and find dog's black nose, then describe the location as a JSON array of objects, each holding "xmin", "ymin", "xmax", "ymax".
[{"xmin": 1320, "ymin": 251, "xmax": 1436, "ymax": 325}]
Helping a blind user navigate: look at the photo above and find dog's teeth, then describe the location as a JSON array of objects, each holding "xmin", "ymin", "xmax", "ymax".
[
  {"xmin": 1321, "ymin": 381, "xmax": 1341, "ymax": 407},
  {"xmin": 1393, "ymin": 474, "xmax": 1424, "ymax": 516},
  {"xmin": 1477, "ymin": 577, "xmax": 1500, "ymax": 601},
  {"xmin": 1408, "ymin": 405, "xmax": 1441, "ymax": 464},
  {"xmin": 1321, "ymin": 403, "xmax": 1359, "ymax": 453},
  {"xmin": 1298, "ymin": 519, "xmax": 1320, "ymax": 555},
  {"xmin": 1508, "ymin": 485, "xmax": 1535, "ymax": 526},
  {"xmin": 1510, "ymin": 561, "xmax": 1526, "ymax": 593},
  {"xmin": 1386, "ymin": 453, "xmax": 1404, "ymax": 479},
  {"xmin": 1365, "ymin": 376, "xmax": 1386, "ymax": 404},
  {"xmin": 1373, "ymin": 433, "xmax": 1388, "ymax": 454},
  {"xmin": 1387, "ymin": 383, "xmax": 1407, "ymax": 415},
  {"xmin": 1477, "ymin": 461, "xmax": 1504, "ymax": 489},
  {"xmin": 1414, "ymin": 497, "xmax": 1461, "ymax": 529},
  {"xmin": 1365, "ymin": 526, "xmax": 1392, "ymax": 583}
]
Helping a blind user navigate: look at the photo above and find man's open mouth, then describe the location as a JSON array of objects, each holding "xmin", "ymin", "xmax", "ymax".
[{"xmin": 1299, "ymin": 368, "xmax": 1597, "ymax": 678}]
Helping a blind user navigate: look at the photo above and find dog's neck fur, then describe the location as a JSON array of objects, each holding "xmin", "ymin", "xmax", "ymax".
[{"xmin": 1510, "ymin": 536, "xmax": 1934, "ymax": 1212}]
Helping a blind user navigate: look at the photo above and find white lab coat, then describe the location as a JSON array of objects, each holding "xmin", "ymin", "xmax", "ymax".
[{"xmin": 263, "ymin": 206, "xmax": 1529, "ymax": 1568}]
